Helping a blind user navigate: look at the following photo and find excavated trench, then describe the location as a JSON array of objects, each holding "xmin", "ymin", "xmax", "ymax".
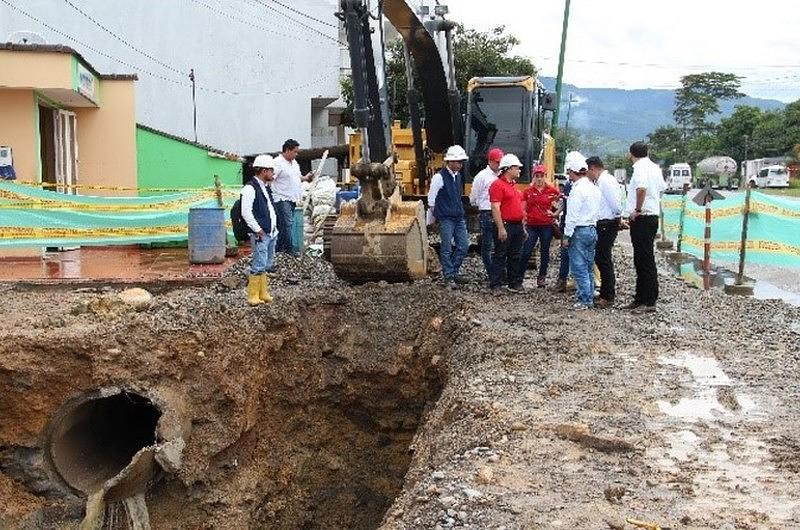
[{"xmin": 0, "ymin": 285, "xmax": 455, "ymax": 529}]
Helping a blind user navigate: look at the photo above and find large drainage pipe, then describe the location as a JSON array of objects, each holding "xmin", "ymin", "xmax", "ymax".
[{"xmin": 43, "ymin": 387, "xmax": 189, "ymax": 503}]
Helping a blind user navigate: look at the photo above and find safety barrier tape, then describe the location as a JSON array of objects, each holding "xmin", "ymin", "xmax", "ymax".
[{"xmin": 8, "ymin": 180, "xmax": 242, "ymax": 192}]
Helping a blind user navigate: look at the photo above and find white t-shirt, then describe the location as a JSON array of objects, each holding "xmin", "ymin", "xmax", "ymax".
[
  {"xmin": 271, "ymin": 154, "xmax": 303, "ymax": 203},
  {"xmin": 469, "ymin": 166, "xmax": 499, "ymax": 211},
  {"xmin": 626, "ymin": 157, "xmax": 666, "ymax": 216}
]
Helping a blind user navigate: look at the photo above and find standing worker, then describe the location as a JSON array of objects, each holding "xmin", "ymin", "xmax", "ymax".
[
  {"xmin": 272, "ymin": 139, "xmax": 314, "ymax": 256},
  {"xmin": 555, "ymin": 178, "xmax": 573, "ymax": 293},
  {"xmin": 625, "ymin": 141, "xmax": 666, "ymax": 313},
  {"xmin": 587, "ymin": 156, "xmax": 623, "ymax": 308},
  {"xmin": 488, "ymin": 154, "xmax": 527, "ymax": 293},
  {"xmin": 469, "ymin": 147, "xmax": 504, "ymax": 279},
  {"xmin": 561, "ymin": 152, "xmax": 601, "ymax": 309},
  {"xmin": 241, "ymin": 155, "xmax": 279, "ymax": 306},
  {"xmin": 520, "ymin": 164, "xmax": 560, "ymax": 288},
  {"xmin": 427, "ymin": 145, "xmax": 471, "ymax": 287}
]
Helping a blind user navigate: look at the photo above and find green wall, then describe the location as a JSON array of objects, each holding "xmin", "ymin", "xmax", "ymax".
[{"xmin": 136, "ymin": 126, "xmax": 242, "ymax": 196}]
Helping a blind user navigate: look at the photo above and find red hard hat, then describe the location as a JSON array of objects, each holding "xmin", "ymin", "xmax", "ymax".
[
  {"xmin": 487, "ymin": 148, "xmax": 504, "ymax": 162},
  {"xmin": 533, "ymin": 163, "xmax": 547, "ymax": 175}
]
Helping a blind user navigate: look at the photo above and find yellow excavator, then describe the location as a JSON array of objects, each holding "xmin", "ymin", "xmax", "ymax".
[{"xmin": 331, "ymin": 0, "xmax": 556, "ymax": 283}]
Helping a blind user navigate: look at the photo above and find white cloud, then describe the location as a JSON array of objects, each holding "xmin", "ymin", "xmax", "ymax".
[{"xmin": 446, "ymin": 0, "xmax": 800, "ymax": 102}]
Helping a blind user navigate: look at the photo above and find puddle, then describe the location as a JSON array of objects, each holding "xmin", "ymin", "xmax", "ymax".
[
  {"xmin": 648, "ymin": 351, "xmax": 800, "ymax": 524},
  {"xmin": 665, "ymin": 253, "xmax": 800, "ymax": 307},
  {"xmin": 661, "ymin": 352, "xmax": 731, "ymax": 386}
]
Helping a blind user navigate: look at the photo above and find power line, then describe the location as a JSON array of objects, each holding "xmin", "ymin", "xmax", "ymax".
[
  {"xmin": 266, "ymin": 0, "xmax": 338, "ymax": 28},
  {"xmin": 1, "ymin": 0, "xmax": 342, "ymax": 97},
  {"xmin": 185, "ymin": 0, "xmax": 317, "ymax": 44},
  {"xmin": 250, "ymin": 0, "xmax": 346, "ymax": 46},
  {"xmin": 61, "ymin": 0, "xmax": 185, "ymax": 75}
]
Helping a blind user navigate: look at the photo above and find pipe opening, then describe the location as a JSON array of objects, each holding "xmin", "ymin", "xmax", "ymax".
[{"xmin": 47, "ymin": 391, "xmax": 162, "ymax": 495}]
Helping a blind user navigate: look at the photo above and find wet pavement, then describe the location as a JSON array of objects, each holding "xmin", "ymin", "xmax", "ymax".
[{"xmin": 0, "ymin": 246, "xmax": 246, "ymax": 282}]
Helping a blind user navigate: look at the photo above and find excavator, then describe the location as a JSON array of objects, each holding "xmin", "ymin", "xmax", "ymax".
[{"xmin": 330, "ymin": 0, "xmax": 556, "ymax": 283}]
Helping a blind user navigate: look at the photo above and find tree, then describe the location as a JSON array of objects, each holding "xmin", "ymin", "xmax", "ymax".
[
  {"xmin": 673, "ymin": 72, "xmax": 744, "ymax": 138},
  {"xmin": 647, "ymin": 125, "xmax": 685, "ymax": 165},
  {"xmin": 716, "ymin": 105, "xmax": 762, "ymax": 162},
  {"xmin": 341, "ymin": 25, "xmax": 536, "ymax": 128},
  {"xmin": 751, "ymin": 111, "xmax": 788, "ymax": 157}
]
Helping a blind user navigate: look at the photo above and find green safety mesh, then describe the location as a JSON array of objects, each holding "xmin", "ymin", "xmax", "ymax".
[
  {"xmin": 662, "ymin": 191, "xmax": 800, "ymax": 268},
  {"xmin": 0, "ymin": 181, "xmax": 236, "ymax": 247}
]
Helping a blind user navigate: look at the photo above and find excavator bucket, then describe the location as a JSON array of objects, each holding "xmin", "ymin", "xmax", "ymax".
[
  {"xmin": 331, "ymin": 200, "xmax": 428, "ymax": 283},
  {"xmin": 330, "ymin": 162, "xmax": 428, "ymax": 283}
]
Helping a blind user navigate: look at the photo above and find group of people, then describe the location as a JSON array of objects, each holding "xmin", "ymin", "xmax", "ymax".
[
  {"xmin": 428, "ymin": 141, "xmax": 666, "ymax": 312},
  {"xmin": 240, "ymin": 139, "xmax": 314, "ymax": 306}
]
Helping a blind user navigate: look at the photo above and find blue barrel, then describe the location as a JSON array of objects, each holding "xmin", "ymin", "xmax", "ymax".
[
  {"xmin": 188, "ymin": 207, "xmax": 226, "ymax": 264},
  {"xmin": 292, "ymin": 207, "xmax": 304, "ymax": 255}
]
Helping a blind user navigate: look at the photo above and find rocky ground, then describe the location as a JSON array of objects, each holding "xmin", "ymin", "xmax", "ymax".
[{"xmin": 1, "ymin": 243, "xmax": 799, "ymax": 529}]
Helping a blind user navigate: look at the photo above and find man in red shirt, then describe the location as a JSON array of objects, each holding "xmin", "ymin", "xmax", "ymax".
[
  {"xmin": 520, "ymin": 164, "xmax": 560, "ymax": 288},
  {"xmin": 488, "ymin": 154, "xmax": 526, "ymax": 292}
]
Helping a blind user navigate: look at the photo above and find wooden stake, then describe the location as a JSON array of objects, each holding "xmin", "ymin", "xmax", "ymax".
[
  {"xmin": 214, "ymin": 174, "xmax": 223, "ymax": 207},
  {"xmin": 736, "ymin": 183, "xmax": 752, "ymax": 286}
]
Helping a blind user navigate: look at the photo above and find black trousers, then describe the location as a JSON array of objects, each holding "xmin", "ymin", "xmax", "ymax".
[
  {"xmin": 630, "ymin": 215, "xmax": 659, "ymax": 306},
  {"xmin": 490, "ymin": 222, "xmax": 525, "ymax": 288},
  {"xmin": 595, "ymin": 219, "xmax": 619, "ymax": 301}
]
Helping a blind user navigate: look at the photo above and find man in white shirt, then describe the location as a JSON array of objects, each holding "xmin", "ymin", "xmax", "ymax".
[
  {"xmin": 561, "ymin": 151, "xmax": 601, "ymax": 309},
  {"xmin": 241, "ymin": 154, "xmax": 279, "ymax": 305},
  {"xmin": 587, "ymin": 156, "xmax": 623, "ymax": 308},
  {"xmin": 271, "ymin": 139, "xmax": 313, "ymax": 256},
  {"xmin": 624, "ymin": 141, "xmax": 667, "ymax": 313},
  {"xmin": 469, "ymin": 147, "xmax": 503, "ymax": 277}
]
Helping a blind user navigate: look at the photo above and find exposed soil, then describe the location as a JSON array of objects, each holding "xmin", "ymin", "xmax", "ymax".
[{"xmin": 1, "ymin": 244, "xmax": 799, "ymax": 529}]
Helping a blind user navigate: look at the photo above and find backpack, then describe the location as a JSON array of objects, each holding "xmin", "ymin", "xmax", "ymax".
[{"xmin": 230, "ymin": 196, "xmax": 250, "ymax": 242}]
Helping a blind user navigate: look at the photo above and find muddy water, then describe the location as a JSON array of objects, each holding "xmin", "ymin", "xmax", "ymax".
[
  {"xmin": 666, "ymin": 254, "xmax": 800, "ymax": 307},
  {"xmin": 79, "ymin": 490, "xmax": 151, "ymax": 530},
  {"xmin": 648, "ymin": 351, "xmax": 800, "ymax": 525}
]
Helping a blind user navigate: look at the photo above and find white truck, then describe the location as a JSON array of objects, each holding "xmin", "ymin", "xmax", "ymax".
[
  {"xmin": 742, "ymin": 158, "xmax": 791, "ymax": 188},
  {"xmin": 666, "ymin": 163, "xmax": 692, "ymax": 193}
]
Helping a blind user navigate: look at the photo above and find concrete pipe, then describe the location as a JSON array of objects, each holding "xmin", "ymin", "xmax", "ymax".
[{"xmin": 44, "ymin": 387, "xmax": 189, "ymax": 503}]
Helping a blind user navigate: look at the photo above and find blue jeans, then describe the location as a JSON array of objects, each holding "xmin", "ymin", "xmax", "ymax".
[
  {"xmin": 520, "ymin": 225, "xmax": 554, "ymax": 278},
  {"xmin": 558, "ymin": 245, "xmax": 570, "ymax": 281},
  {"xmin": 479, "ymin": 211, "xmax": 494, "ymax": 275},
  {"xmin": 274, "ymin": 200, "xmax": 296, "ymax": 254},
  {"xmin": 249, "ymin": 233, "xmax": 277, "ymax": 274},
  {"xmin": 438, "ymin": 217, "xmax": 469, "ymax": 279},
  {"xmin": 568, "ymin": 226, "xmax": 597, "ymax": 306}
]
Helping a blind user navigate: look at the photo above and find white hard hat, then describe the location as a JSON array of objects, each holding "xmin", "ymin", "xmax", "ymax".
[
  {"xmin": 444, "ymin": 145, "xmax": 468, "ymax": 161},
  {"xmin": 499, "ymin": 153, "xmax": 522, "ymax": 169},
  {"xmin": 253, "ymin": 154, "xmax": 275, "ymax": 169},
  {"xmin": 565, "ymin": 151, "xmax": 587, "ymax": 173}
]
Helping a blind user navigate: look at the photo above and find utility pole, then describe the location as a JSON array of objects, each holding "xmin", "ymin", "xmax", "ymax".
[
  {"xmin": 564, "ymin": 92, "xmax": 578, "ymax": 141},
  {"xmin": 551, "ymin": 0, "xmax": 572, "ymax": 138},
  {"xmin": 189, "ymin": 69, "xmax": 198, "ymax": 142}
]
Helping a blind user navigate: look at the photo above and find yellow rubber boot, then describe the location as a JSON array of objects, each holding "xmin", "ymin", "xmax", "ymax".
[
  {"xmin": 247, "ymin": 275, "xmax": 264, "ymax": 306},
  {"xmin": 259, "ymin": 274, "xmax": 273, "ymax": 303}
]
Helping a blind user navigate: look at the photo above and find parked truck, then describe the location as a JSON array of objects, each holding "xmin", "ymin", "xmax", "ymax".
[
  {"xmin": 741, "ymin": 158, "xmax": 790, "ymax": 188},
  {"xmin": 695, "ymin": 156, "xmax": 739, "ymax": 189},
  {"xmin": 666, "ymin": 163, "xmax": 692, "ymax": 193}
]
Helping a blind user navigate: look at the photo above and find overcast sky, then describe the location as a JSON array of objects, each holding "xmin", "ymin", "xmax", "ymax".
[{"xmin": 445, "ymin": 0, "xmax": 800, "ymax": 102}]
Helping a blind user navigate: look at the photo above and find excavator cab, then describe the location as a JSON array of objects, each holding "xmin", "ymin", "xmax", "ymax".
[{"xmin": 464, "ymin": 76, "xmax": 553, "ymax": 184}]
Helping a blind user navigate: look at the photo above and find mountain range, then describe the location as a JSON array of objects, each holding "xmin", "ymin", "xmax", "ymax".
[{"xmin": 539, "ymin": 77, "xmax": 787, "ymax": 153}]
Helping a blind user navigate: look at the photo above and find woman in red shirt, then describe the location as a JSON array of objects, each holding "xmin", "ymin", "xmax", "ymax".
[{"xmin": 520, "ymin": 164, "xmax": 561, "ymax": 287}]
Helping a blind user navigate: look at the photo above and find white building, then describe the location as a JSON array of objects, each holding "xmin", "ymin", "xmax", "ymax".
[{"xmin": 0, "ymin": 0, "xmax": 346, "ymax": 154}]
